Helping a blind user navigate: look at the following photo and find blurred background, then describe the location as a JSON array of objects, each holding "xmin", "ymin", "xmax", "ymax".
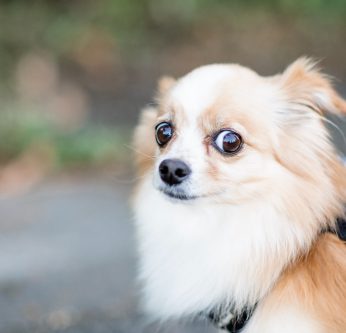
[{"xmin": 0, "ymin": 1, "xmax": 345, "ymax": 332}]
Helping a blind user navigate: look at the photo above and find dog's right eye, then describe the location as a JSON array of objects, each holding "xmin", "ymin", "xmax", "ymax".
[{"xmin": 155, "ymin": 122, "xmax": 173, "ymax": 147}]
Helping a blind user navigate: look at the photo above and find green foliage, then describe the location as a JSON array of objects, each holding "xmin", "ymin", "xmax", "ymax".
[
  {"xmin": 55, "ymin": 126, "xmax": 127, "ymax": 168},
  {"xmin": 0, "ymin": 110, "xmax": 128, "ymax": 168}
]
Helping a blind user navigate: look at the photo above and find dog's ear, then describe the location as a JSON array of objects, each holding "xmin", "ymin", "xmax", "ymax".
[
  {"xmin": 133, "ymin": 106, "xmax": 158, "ymax": 175},
  {"xmin": 281, "ymin": 57, "xmax": 346, "ymax": 115},
  {"xmin": 274, "ymin": 58, "xmax": 346, "ymax": 181},
  {"xmin": 157, "ymin": 76, "xmax": 176, "ymax": 96}
]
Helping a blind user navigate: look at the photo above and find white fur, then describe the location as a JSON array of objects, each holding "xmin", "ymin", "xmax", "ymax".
[
  {"xmin": 134, "ymin": 176, "xmax": 311, "ymax": 320},
  {"xmin": 170, "ymin": 64, "xmax": 236, "ymax": 121}
]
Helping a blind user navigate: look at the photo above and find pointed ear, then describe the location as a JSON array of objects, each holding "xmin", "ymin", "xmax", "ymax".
[
  {"xmin": 157, "ymin": 76, "xmax": 176, "ymax": 96},
  {"xmin": 281, "ymin": 57, "xmax": 346, "ymax": 115}
]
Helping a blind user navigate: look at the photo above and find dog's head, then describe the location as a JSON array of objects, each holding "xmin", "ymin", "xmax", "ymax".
[{"xmin": 134, "ymin": 58, "xmax": 346, "ymax": 228}]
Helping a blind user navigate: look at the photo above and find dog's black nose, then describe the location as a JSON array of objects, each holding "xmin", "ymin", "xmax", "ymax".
[{"xmin": 159, "ymin": 159, "xmax": 191, "ymax": 186}]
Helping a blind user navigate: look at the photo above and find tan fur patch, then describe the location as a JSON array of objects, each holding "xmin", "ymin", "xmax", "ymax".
[
  {"xmin": 157, "ymin": 76, "xmax": 176, "ymax": 96},
  {"xmin": 269, "ymin": 234, "xmax": 346, "ymax": 333},
  {"xmin": 281, "ymin": 57, "xmax": 346, "ymax": 115}
]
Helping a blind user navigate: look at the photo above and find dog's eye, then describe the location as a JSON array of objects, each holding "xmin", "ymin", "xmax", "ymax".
[
  {"xmin": 213, "ymin": 130, "xmax": 243, "ymax": 155},
  {"xmin": 155, "ymin": 122, "xmax": 173, "ymax": 147}
]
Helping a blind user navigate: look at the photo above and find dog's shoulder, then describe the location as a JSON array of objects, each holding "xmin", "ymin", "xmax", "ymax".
[{"xmin": 269, "ymin": 233, "xmax": 346, "ymax": 332}]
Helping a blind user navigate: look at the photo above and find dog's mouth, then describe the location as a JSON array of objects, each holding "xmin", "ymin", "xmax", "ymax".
[
  {"xmin": 160, "ymin": 188, "xmax": 199, "ymax": 201},
  {"xmin": 158, "ymin": 187, "xmax": 225, "ymax": 202}
]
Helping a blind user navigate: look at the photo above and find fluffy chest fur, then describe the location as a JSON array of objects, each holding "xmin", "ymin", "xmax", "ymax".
[{"xmin": 134, "ymin": 176, "xmax": 311, "ymax": 320}]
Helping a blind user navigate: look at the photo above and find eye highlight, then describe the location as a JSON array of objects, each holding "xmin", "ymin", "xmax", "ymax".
[
  {"xmin": 212, "ymin": 129, "xmax": 243, "ymax": 155},
  {"xmin": 155, "ymin": 122, "xmax": 173, "ymax": 147}
]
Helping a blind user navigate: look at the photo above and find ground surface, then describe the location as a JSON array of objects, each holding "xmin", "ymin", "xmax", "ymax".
[{"xmin": 0, "ymin": 175, "xmax": 215, "ymax": 333}]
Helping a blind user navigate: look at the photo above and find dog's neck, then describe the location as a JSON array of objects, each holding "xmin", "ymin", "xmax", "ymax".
[{"xmin": 135, "ymin": 178, "xmax": 317, "ymax": 320}]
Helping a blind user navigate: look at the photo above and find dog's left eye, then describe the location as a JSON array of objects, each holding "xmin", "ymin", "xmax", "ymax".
[{"xmin": 213, "ymin": 130, "xmax": 243, "ymax": 155}]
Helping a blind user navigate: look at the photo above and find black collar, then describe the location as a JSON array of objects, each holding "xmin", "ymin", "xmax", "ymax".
[
  {"xmin": 322, "ymin": 217, "xmax": 346, "ymax": 241},
  {"xmin": 207, "ymin": 305, "xmax": 257, "ymax": 333},
  {"xmin": 336, "ymin": 217, "xmax": 346, "ymax": 241}
]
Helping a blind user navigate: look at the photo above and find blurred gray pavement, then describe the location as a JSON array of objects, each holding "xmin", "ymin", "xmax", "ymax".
[{"xmin": 0, "ymin": 176, "xmax": 215, "ymax": 333}]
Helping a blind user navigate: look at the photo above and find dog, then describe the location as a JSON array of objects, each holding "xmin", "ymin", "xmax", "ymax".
[{"xmin": 132, "ymin": 58, "xmax": 346, "ymax": 333}]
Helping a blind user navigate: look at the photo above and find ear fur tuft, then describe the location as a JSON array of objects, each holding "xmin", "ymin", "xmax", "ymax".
[
  {"xmin": 158, "ymin": 76, "xmax": 176, "ymax": 96},
  {"xmin": 281, "ymin": 57, "xmax": 346, "ymax": 115}
]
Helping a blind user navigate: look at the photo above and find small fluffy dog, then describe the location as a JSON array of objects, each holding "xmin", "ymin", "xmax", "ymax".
[{"xmin": 133, "ymin": 58, "xmax": 346, "ymax": 333}]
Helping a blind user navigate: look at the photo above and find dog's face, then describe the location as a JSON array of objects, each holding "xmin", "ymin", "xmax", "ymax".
[
  {"xmin": 136, "ymin": 59, "xmax": 346, "ymax": 214},
  {"xmin": 152, "ymin": 65, "xmax": 287, "ymax": 205}
]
